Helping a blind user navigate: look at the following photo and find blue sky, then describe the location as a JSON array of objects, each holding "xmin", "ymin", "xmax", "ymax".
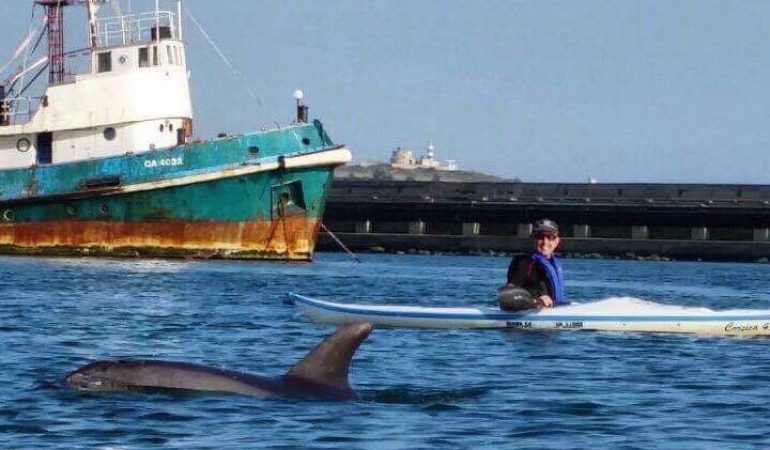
[{"xmin": 2, "ymin": 0, "xmax": 770, "ymax": 183}]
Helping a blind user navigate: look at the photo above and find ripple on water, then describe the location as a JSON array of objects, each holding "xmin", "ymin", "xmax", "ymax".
[
  {"xmin": 1, "ymin": 254, "xmax": 770, "ymax": 449},
  {"xmin": 365, "ymin": 386, "xmax": 489, "ymax": 405}
]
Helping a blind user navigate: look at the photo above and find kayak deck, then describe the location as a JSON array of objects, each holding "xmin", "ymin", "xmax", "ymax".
[{"xmin": 288, "ymin": 293, "xmax": 770, "ymax": 336}]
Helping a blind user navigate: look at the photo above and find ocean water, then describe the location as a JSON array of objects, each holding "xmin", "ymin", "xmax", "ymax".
[{"xmin": 1, "ymin": 253, "xmax": 769, "ymax": 449}]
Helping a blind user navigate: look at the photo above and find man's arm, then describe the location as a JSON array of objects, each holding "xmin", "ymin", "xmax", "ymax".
[
  {"xmin": 506, "ymin": 254, "xmax": 528, "ymax": 286},
  {"xmin": 534, "ymin": 268, "xmax": 555, "ymax": 308}
]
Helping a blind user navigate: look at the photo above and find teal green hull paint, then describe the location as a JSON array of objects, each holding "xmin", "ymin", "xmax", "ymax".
[
  {"xmin": 11, "ymin": 165, "xmax": 334, "ymax": 223},
  {"xmin": 0, "ymin": 121, "xmax": 333, "ymax": 203},
  {"xmin": 0, "ymin": 121, "xmax": 343, "ymax": 260}
]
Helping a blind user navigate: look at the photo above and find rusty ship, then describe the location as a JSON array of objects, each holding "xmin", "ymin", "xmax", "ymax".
[{"xmin": 0, "ymin": 0, "xmax": 351, "ymax": 260}]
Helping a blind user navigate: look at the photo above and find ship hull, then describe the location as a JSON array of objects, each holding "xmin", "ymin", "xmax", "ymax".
[{"xmin": 0, "ymin": 122, "xmax": 349, "ymax": 260}]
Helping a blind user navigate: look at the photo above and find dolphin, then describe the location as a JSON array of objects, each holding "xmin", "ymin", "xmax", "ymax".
[{"xmin": 63, "ymin": 322, "xmax": 373, "ymax": 400}]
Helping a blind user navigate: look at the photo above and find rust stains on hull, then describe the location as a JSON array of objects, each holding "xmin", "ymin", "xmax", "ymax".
[{"xmin": 0, "ymin": 217, "xmax": 321, "ymax": 261}]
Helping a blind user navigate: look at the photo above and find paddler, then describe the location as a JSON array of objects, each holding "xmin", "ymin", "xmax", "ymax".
[{"xmin": 498, "ymin": 218, "xmax": 567, "ymax": 311}]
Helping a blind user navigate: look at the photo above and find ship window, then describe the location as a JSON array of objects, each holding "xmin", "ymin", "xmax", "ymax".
[
  {"xmin": 166, "ymin": 45, "xmax": 173, "ymax": 65},
  {"xmin": 103, "ymin": 127, "xmax": 116, "ymax": 141},
  {"xmin": 152, "ymin": 46, "xmax": 158, "ymax": 66},
  {"xmin": 97, "ymin": 52, "xmax": 112, "ymax": 73},
  {"xmin": 16, "ymin": 138, "xmax": 30, "ymax": 152},
  {"xmin": 168, "ymin": 123, "xmax": 174, "ymax": 132},
  {"xmin": 138, "ymin": 48, "xmax": 149, "ymax": 67}
]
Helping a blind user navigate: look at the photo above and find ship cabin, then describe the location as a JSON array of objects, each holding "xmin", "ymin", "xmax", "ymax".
[{"xmin": 0, "ymin": 0, "xmax": 192, "ymax": 170}]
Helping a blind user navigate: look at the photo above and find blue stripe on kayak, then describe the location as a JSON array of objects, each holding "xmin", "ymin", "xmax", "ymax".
[{"xmin": 288, "ymin": 293, "xmax": 770, "ymax": 323}]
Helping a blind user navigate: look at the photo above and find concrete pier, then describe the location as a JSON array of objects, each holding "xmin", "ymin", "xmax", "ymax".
[
  {"xmin": 409, "ymin": 221, "xmax": 426, "ymax": 235},
  {"xmin": 319, "ymin": 180, "xmax": 770, "ymax": 261},
  {"xmin": 354, "ymin": 220, "xmax": 371, "ymax": 234},
  {"xmin": 754, "ymin": 228, "xmax": 770, "ymax": 242},
  {"xmin": 462, "ymin": 222, "xmax": 481, "ymax": 236},
  {"xmin": 631, "ymin": 226, "xmax": 649, "ymax": 240}
]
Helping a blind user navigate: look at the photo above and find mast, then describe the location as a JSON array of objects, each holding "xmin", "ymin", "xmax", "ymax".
[
  {"xmin": 35, "ymin": 0, "xmax": 74, "ymax": 84},
  {"xmin": 155, "ymin": 0, "xmax": 160, "ymax": 42},
  {"xmin": 85, "ymin": 0, "xmax": 98, "ymax": 49},
  {"xmin": 177, "ymin": 0, "xmax": 183, "ymax": 40}
]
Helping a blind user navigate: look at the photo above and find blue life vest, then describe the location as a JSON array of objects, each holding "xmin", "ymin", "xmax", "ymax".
[{"xmin": 531, "ymin": 253, "xmax": 566, "ymax": 305}]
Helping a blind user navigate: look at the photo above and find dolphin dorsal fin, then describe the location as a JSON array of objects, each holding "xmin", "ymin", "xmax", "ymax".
[{"xmin": 286, "ymin": 322, "xmax": 372, "ymax": 390}]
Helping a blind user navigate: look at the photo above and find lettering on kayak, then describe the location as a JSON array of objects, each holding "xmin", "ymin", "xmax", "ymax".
[
  {"xmin": 506, "ymin": 321, "xmax": 533, "ymax": 329},
  {"xmin": 555, "ymin": 321, "xmax": 584, "ymax": 329},
  {"xmin": 144, "ymin": 157, "xmax": 184, "ymax": 168},
  {"xmin": 724, "ymin": 322, "xmax": 759, "ymax": 332}
]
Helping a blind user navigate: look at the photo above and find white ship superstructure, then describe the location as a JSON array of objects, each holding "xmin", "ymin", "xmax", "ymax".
[{"xmin": 0, "ymin": 0, "xmax": 192, "ymax": 168}]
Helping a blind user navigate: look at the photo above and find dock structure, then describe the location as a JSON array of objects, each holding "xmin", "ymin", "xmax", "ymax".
[{"xmin": 318, "ymin": 180, "xmax": 770, "ymax": 261}]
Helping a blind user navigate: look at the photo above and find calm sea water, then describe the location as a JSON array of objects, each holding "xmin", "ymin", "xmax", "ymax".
[{"xmin": 1, "ymin": 253, "xmax": 769, "ymax": 449}]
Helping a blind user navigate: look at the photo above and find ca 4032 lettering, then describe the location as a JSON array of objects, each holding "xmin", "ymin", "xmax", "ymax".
[{"xmin": 144, "ymin": 157, "xmax": 183, "ymax": 168}]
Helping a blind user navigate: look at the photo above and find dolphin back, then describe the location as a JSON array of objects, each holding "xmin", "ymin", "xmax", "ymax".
[
  {"xmin": 63, "ymin": 360, "xmax": 274, "ymax": 396},
  {"xmin": 63, "ymin": 323, "xmax": 374, "ymax": 400},
  {"xmin": 285, "ymin": 322, "xmax": 373, "ymax": 395}
]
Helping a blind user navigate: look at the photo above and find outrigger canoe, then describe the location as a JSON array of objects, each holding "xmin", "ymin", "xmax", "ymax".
[{"xmin": 288, "ymin": 293, "xmax": 770, "ymax": 336}]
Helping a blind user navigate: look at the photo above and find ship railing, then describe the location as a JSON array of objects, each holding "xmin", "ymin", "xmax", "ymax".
[
  {"xmin": 95, "ymin": 10, "xmax": 178, "ymax": 48},
  {"xmin": 0, "ymin": 95, "xmax": 44, "ymax": 126}
]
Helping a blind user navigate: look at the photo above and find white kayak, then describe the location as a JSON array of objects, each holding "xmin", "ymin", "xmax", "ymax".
[{"xmin": 288, "ymin": 293, "xmax": 770, "ymax": 336}]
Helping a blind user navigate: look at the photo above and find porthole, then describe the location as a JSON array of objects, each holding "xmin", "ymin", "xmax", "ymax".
[
  {"xmin": 301, "ymin": 137, "xmax": 311, "ymax": 145},
  {"xmin": 103, "ymin": 127, "xmax": 116, "ymax": 141},
  {"xmin": 16, "ymin": 138, "xmax": 30, "ymax": 152},
  {"xmin": 168, "ymin": 123, "xmax": 174, "ymax": 132},
  {"xmin": 248, "ymin": 146, "xmax": 260, "ymax": 155},
  {"xmin": 160, "ymin": 124, "xmax": 165, "ymax": 132},
  {"xmin": 100, "ymin": 204, "xmax": 109, "ymax": 215},
  {"xmin": 2, "ymin": 210, "xmax": 14, "ymax": 221},
  {"xmin": 66, "ymin": 205, "xmax": 76, "ymax": 216}
]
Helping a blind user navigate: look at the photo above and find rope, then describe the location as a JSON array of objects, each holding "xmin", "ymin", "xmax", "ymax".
[
  {"xmin": 0, "ymin": 29, "xmax": 34, "ymax": 77},
  {"xmin": 320, "ymin": 222, "xmax": 361, "ymax": 263},
  {"xmin": 0, "ymin": 7, "xmax": 40, "ymax": 78},
  {"xmin": 17, "ymin": 60, "xmax": 49, "ymax": 97},
  {"xmin": 17, "ymin": 3, "xmax": 41, "ymax": 96},
  {"xmin": 185, "ymin": 8, "xmax": 262, "ymax": 106}
]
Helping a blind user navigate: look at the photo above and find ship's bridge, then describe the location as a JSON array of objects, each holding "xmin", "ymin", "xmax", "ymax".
[{"xmin": 90, "ymin": 7, "xmax": 186, "ymax": 75}]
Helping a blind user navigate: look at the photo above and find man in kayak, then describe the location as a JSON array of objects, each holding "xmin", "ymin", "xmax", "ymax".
[{"xmin": 498, "ymin": 218, "xmax": 567, "ymax": 311}]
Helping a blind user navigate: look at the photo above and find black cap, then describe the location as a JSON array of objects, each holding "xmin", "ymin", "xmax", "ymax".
[{"xmin": 532, "ymin": 219, "xmax": 559, "ymax": 236}]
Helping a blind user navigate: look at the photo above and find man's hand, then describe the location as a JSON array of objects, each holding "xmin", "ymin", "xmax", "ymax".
[{"xmin": 538, "ymin": 295, "xmax": 554, "ymax": 308}]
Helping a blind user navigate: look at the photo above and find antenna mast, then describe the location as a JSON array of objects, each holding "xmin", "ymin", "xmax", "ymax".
[
  {"xmin": 85, "ymin": 0, "xmax": 98, "ymax": 49},
  {"xmin": 35, "ymin": 0, "xmax": 74, "ymax": 84}
]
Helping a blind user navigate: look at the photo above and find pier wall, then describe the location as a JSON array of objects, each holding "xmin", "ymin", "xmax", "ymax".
[{"xmin": 318, "ymin": 180, "xmax": 770, "ymax": 261}]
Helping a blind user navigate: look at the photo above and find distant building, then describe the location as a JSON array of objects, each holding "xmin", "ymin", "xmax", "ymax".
[
  {"xmin": 389, "ymin": 148, "xmax": 416, "ymax": 168},
  {"xmin": 390, "ymin": 143, "xmax": 457, "ymax": 171},
  {"xmin": 335, "ymin": 141, "xmax": 502, "ymax": 182}
]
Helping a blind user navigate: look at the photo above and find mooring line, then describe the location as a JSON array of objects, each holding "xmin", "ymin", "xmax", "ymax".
[{"xmin": 320, "ymin": 222, "xmax": 361, "ymax": 263}]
